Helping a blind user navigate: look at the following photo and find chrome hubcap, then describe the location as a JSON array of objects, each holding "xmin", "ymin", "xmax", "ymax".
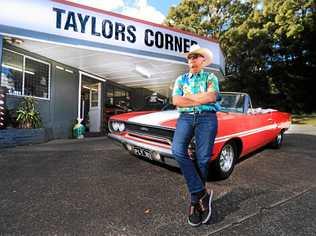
[
  {"xmin": 219, "ymin": 144, "xmax": 234, "ymax": 172},
  {"xmin": 277, "ymin": 133, "xmax": 282, "ymax": 144}
]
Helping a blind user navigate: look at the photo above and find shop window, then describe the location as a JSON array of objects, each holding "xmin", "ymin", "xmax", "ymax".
[
  {"xmin": 105, "ymin": 85, "xmax": 130, "ymax": 108},
  {"xmin": 1, "ymin": 50, "xmax": 23, "ymax": 95},
  {"xmin": 106, "ymin": 86, "xmax": 114, "ymax": 105},
  {"xmin": 0, "ymin": 49, "xmax": 50, "ymax": 99},
  {"xmin": 114, "ymin": 88, "xmax": 125, "ymax": 97},
  {"xmin": 126, "ymin": 92, "xmax": 130, "ymax": 107},
  {"xmin": 24, "ymin": 57, "xmax": 49, "ymax": 98}
]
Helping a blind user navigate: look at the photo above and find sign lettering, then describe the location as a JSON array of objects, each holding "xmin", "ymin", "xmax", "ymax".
[{"xmin": 52, "ymin": 7, "xmax": 197, "ymax": 53}]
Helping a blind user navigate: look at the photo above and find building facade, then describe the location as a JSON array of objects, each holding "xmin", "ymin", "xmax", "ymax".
[{"xmin": 0, "ymin": 0, "xmax": 225, "ymax": 140}]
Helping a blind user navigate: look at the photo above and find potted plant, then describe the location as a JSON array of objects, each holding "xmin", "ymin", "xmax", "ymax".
[{"xmin": 16, "ymin": 97, "xmax": 42, "ymax": 129}]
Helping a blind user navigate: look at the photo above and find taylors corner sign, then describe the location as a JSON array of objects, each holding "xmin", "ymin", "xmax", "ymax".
[
  {"xmin": 52, "ymin": 7, "xmax": 197, "ymax": 52},
  {"xmin": 0, "ymin": 0, "xmax": 225, "ymax": 71}
]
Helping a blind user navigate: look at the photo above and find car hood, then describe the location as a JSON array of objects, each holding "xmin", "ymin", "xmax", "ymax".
[
  {"xmin": 110, "ymin": 110, "xmax": 230, "ymax": 129},
  {"xmin": 110, "ymin": 110, "xmax": 178, "ymax": 128}
]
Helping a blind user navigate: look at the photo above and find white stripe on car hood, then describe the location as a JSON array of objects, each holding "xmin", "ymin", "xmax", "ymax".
[{"xmin": 128, "ymin": 110, "xmax": 180, "ymax": 126}]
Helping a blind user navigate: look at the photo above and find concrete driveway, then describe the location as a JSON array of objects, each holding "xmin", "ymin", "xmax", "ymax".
[{"xmin": 0, "ymin": 125, "xmax": 315, "ymax": 235}]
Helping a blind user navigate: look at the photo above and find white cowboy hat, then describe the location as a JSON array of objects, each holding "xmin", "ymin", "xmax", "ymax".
[{"xmin": 185, "ymin": 44, "xmax": 213, "ymax": 67}]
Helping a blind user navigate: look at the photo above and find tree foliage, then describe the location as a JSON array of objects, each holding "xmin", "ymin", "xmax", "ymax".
[{"xmin": 165, "ymin": 0, "xmax": 315, "ymax": 112}]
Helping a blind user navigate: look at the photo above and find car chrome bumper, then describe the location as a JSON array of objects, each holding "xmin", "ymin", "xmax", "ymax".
[{"xmin": 108, "ymin": 133, "xmax": 178, "ymax": 167}]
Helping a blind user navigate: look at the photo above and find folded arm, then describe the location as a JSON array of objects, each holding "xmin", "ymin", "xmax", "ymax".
[
  {"xmin": 172, "ymin": 96, "xmax": 201, "ymax": 107},
  {"xmin": 185, "ymin": 91, "xmax": 217, "ymax": 104}
]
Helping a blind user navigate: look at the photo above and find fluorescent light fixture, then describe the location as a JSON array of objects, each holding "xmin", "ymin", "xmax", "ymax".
[
  {"xmin": 56, "ymin": 65, "xmax": 64, "ymax": 70},
  {"xmin": 65, "ymin": 69, "xmax": 74, "ymax": 74},
  {"xmin": 82, "ymin": 85, "xmax": 97, "ymax": 91},
  {"xmin": 135, "ymin": 65, "xmax": 151, "ymax": 78},
  {"xmin": 25, "ymin": 71, "xmax": 35, "ymax": 75},
  {"xmin": 2, "ymin": 64, "xmax": 35, "ymax": 75}
]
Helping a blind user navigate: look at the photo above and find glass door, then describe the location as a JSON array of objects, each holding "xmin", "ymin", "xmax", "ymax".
[
  {"xmin": 79, "ymin": 72, "xmax": 105, "ymax": 133},
  {"xmin": 88, "ymin": 82, "xmax": 101, "ymax": 132}
]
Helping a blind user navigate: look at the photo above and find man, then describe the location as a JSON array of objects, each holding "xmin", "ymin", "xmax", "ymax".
[{"xmin": 172, "ymin": 44, "xmax": 220, "ymax": 227}]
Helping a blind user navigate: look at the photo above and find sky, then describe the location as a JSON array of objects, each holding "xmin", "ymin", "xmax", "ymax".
[{"xmin": 68, "ymin": 0, "xmax": 181, "ymax": 24}]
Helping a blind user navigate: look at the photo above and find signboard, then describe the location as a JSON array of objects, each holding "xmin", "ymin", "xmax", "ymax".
[{"xmin": 0, "ymin": 0, "xmax": 225, "ymax": 71}]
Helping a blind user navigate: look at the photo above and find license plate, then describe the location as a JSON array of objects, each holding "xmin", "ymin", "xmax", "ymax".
[{"xmin": 133, "ymin": 147, "xmax": 152, "ymax": 160}]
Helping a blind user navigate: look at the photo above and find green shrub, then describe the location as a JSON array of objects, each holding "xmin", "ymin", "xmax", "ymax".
[{"xmin": 16, "ymin": 97, "xmax": 42, "ymax": 129}]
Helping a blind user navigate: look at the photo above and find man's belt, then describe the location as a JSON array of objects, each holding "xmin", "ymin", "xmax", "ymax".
[{"xmin": 182, "ymin": 110, "xmax": 216, "ymax": 115}]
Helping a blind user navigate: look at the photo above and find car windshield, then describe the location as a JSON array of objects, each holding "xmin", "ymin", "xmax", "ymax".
[
  {"xmin": 139, "ymin": 103, "xmax": 165, "ymax": 111},
  {"xmin": 142, "ymin": 93, "xmax": 246, "ymax": 113},
  {"xmin": 162, "ymin": 103, "xmax": 176, "ymax": 111},
  {"xmin": 161, "ymin": 92, "xmax": 245, "ymax": 113},
  {"xmin": 136, "ymin": 93, "xmax": 167, "ymax": 111},
  {"xmin": 219, "ymin": 93, "xmax": 245, "ymax": 113}
]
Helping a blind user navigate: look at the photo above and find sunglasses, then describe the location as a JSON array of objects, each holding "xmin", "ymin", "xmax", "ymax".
[{"xmin": 187, "ymin": 54, "xmax": 204, "ymax": 60}]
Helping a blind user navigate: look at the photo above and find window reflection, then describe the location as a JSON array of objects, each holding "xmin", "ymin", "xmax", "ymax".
[
  {"xmin": 0, "ymin": 49, "xmax": 50, "ymax": 99},
  {"xmin": 1, "ymin": 50, "xmax": 23, "ymax": 95}
]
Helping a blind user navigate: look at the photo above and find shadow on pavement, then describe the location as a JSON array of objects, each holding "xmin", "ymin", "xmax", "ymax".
[{"xmin": 208, "ymin": 187, "xmax": 267, "ymax": 224}]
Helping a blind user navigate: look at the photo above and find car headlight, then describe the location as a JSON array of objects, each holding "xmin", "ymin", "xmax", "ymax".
[
  {"xmin": 112, "ymin": 122, "xmax": 120, "ymax": 131},
  {"xmin": 110, "ymin": 121, "xmax": 125, "ymax": 132},
  {"xmin": 118, "ymin": 123, "xmax": 125, "ymax": 132}
]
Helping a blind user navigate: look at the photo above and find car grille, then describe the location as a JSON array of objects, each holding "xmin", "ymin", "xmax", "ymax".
[
  {"xmin": 125, "ymin": 123, "xmax": 174, "ymax": 141},
  {"xmin": 125, "ymin": 122, "xmax": 195, "ymax": 158}
]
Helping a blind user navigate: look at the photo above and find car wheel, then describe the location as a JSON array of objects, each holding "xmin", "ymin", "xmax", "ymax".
[
  {"xmin": 270, "ymin": 131, "xmax": 284, "ymax": 149},
  {"xmin": 211, "ymin": 141, "xmax": 237, "ymax": 180}
]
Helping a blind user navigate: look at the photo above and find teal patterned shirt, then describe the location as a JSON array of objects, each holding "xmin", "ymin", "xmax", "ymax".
[{"xmin": 172, "ymin": 70, "xmax": 221, "ymax": 113}]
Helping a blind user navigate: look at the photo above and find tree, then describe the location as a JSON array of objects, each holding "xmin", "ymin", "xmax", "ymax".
[
  {"xmin": 263, "ymin": 0, "xmax": 316, "ymax": 112},
  {"xmin": 165, "ymin": 0, "xmax": 316, "ymax": 112}
]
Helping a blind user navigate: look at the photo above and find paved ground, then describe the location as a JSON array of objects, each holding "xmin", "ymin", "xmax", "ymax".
[{"xmin": 0, "ymin": 125, "xmax": 315, "ymax": 235}]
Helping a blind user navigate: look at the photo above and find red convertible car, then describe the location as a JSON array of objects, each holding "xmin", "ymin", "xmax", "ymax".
[{"xmin": 108, "ymin": 92, "xmax": 291, "ymax": 179}]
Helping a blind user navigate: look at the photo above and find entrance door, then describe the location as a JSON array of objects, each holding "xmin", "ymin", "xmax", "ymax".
[
  {"xmin": 78, "ymin": 72, "xmax": 105, "ymax": 133},
  {"xmin": 88, "ymin": 82, "xmax": 101, "ymax": 132}
]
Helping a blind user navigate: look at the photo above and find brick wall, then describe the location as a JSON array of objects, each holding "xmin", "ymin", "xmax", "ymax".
[{"xmin": 0, "ymin": 128, "xmax": 47, "ymax": 148}]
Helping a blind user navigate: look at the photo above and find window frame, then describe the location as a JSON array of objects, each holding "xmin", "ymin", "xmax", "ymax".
[{"xmin": 1, "ymin": 48, "xmax": 51, "ymax": 101}]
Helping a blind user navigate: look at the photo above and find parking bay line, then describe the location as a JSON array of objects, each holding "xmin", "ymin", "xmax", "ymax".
[{"xmin": 203, "ymin": 186, "xmax": 315, "ymax": 236}]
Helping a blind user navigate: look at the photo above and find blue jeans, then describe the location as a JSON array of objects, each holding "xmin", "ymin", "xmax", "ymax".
[{"xmin": 172, "ymin": 112, "xmax": 218, "ymax": 196}]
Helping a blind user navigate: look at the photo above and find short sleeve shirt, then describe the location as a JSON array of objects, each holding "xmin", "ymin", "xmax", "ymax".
[{"xmin": 172, "ymin": 70, "xmax": 221, "ymax": 113}]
